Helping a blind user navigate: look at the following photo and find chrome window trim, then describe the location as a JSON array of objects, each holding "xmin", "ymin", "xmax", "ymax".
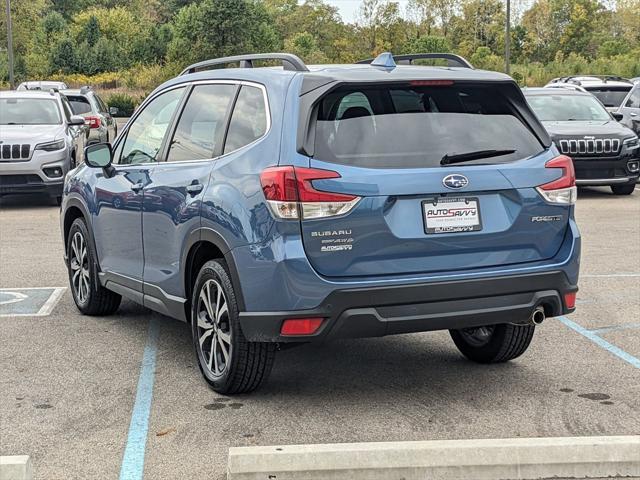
[{"xmin": 112, "ymin": 79, "xmax": 271, "ymax": 167}]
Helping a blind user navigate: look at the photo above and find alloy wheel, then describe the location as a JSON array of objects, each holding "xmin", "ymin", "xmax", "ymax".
[
  {"xmin": 196, "ymin": 279, "xmax": 232, "ymax": 377},
  {"xmin": 70, "ymin": 231, "xmax": 90, "ymax": 304}
]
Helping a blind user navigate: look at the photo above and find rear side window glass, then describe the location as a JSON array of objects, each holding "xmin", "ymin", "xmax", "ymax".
[
  {"xmin": 167, "ymin": 84, "xmax": 236, "ymax": 162},
  {"xmin": 314, "ymin": 84, "xmax": 543, "ymax": 169},
  {"xmin": 66, "ymin": 95, "xmax": 92, "ymax": 114},
  {"xmin": 586, "ymin": 87, "xmax": 631, "ymax": 108},
  {"xmin": 224, "ymin": 86, "xmax": 268, "ymax": 154},
  {"xmin": 626, "ymin": 89, "xmax": 640, "ymax": 109}
]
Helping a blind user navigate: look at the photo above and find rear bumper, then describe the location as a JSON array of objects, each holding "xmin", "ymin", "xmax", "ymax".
[{"xmin": 239, "ymin": 270, "xmax": 577, "ymax": 342}]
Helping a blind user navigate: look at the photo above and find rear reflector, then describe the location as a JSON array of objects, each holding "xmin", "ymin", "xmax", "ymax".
[
  {"xmin": 261, "ymin": 166, "xmax": 360, "ymax": 220},
  {"xmin": 280, "ymin": 318, "xmax": 324, "ymax": 336},
  {"xmin": 564, "ymin": 292, "xmax": 577, "ymax": 309},
  {"xmin": 536, "ymin": 155, "xmax": 577, "ymax": 205}
]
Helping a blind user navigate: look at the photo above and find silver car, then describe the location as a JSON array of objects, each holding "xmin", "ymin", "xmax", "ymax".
[
  {"xmin": 617, "ymin": 83, "xmax": 640, "ymax": 135},
  {"xmin": 0, "ymin": 91, "xmax": 87, "ymax": 204},
  {"xmin": 62, "ymin": 87, "xmax": 118, "ymax": 144},
  {"xmin": 16, "ymin": 80, "xmax": 69, "ymax": 91}
]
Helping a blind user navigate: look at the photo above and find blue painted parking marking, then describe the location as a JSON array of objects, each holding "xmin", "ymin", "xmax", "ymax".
[
  {"xmin": 558, "ymin": 316, "xmax": 640, "ymax": 370},
  {"xmin": 0, "ymin": 288, "xmax": 66, "ymax": 317},
  {"xmin": 119, "ymin": 318, "xmax": 160, "ymax": 480}
]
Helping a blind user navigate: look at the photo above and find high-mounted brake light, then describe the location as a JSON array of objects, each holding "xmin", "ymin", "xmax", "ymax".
[
  {"xmin": 536, "ymin": 155, "xmax": 577, "ymax": 205},
  {"xmin": 410, "ymin": 80, "xmax": 454, "ymax": 86},
  {"xmin": 260, "ymin": 166, "xmax": 360, "ymax": 219},
  {"xmin": 85, "ymin": 116, "xmax": 101, "ymax": 129}
]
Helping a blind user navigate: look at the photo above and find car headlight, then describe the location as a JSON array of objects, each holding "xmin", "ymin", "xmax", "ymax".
[
  {"xmin": 35, "ymin": 139, "xmax": 65, "ymax": 152},
  {"xmin": 623, "ymin": 136, "xmax": 639, "ymax": 149}
]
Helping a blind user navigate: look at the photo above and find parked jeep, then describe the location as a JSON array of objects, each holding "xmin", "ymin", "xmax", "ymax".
[{"xmin": 525, "ymin": 88, "xmax": 639, "ymax": 195}]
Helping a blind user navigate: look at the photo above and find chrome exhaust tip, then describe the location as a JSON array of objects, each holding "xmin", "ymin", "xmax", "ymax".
[{"xmin": 531, "ymin": 306, "xmax": 545, "ymax": 325}]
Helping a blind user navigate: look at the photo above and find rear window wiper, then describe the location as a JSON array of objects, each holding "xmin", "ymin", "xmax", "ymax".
[{"xmin": 440, "ymin": 149, "xmax": 516, "ymax": 166}]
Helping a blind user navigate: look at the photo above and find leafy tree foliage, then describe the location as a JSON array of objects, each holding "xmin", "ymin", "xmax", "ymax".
[{"xmin": 1, "ymin": 0, "xmax": 638, "ymax": 87}]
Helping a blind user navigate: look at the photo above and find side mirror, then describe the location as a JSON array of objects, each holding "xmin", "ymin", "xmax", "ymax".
[
  {"xmin": 69, "ymin": 115, "xmax": 86, "ymax": 126},
  {"xmin": 85, "ymin": 143, "xmax": 113, "ymax": 170},
  {"xmin": 612, "ymin": 112, "xmax": 624, "ymax": 122},
  {"xmin": 109, "ymin": 106, "xmax": 119, "ymax": 115}
]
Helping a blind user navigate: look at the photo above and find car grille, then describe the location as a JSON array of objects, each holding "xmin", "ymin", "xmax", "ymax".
[
  {"xmin": 557, "ymin": 138, "xmax": 621, "ymax": 157},
  {"xmin": 0, "ymin": 144, "xmax": 31, "ymax": 161}
]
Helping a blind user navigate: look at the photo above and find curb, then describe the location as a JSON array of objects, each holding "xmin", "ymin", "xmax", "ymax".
[
  {"xmin": 0, "ymin": 456, "xmax": 32, "ymax": 480},
  {"xmin": 228, "ymin": 435, "xmax": 640, "ymax": 480}
]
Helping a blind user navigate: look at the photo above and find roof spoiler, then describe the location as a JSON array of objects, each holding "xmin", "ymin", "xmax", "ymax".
[
  {"xmin": 180, "ymin": 53, "xmax": 309, "ymax": 76},
  {"xmin": 357, "ymin": 53, "xmax": 473, "ymax": 69}
]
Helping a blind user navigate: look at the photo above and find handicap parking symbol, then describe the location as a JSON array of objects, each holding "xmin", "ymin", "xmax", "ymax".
[{"xmin": 0, "ymin": 287, "xmax": 66, "ymax": 317}]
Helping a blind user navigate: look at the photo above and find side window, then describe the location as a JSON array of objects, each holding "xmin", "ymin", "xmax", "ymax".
[
  {"xmin": 627, "ymin": 89, "xmax": 640, "ymax": 109},
  {"xmin": 117, "ymin": 87, "xmax": 185, "ymax": 165},
  {"xmin": 223, "ymin": 86, "xmax": 268, "ymax": 154},
  {"xmin": 167, "ymin": 84, "xmax": 236, "ymax": 162},
  {"xmin": 95, "ymin": 94, "xmax": 109, "ymax": 113}
]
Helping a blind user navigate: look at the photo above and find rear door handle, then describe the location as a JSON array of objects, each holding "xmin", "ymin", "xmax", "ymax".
[
  {"xmin": 631, "ymin": 112, "xmax": 638, "ymax": 117},
  {"xmin": 131, "ymin": 182, "xmax": 144, "ymax": 193},
  {"xmin": 186, "ymin": 182, "xmax": 204, "ymax": 196}
]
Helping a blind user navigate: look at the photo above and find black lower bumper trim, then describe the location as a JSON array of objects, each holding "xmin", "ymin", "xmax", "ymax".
[{"xmin": 239, "ymin": 271, "xmax": 577, "ymax": 342}]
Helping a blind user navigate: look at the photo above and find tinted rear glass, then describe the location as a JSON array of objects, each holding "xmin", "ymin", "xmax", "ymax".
[
  {"xmin": 0, "ymin": 98, "xmax": 62, "ymax": 125},
  {"xmin": 313, "ymin": 84, "xmax": 543, "ymax": 168},
  {"xmin": 66, "ymin": 95, "xmax": 92, "ymax": 114},
  {"xmin": 585, "ymin": 87, "xmax": 631, "ymax": 107}
]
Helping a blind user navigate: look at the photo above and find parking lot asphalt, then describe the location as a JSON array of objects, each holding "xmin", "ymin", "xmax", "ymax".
[{"xmin": 1, "ymin": 187, "xmax": 638, "ymax": 480}]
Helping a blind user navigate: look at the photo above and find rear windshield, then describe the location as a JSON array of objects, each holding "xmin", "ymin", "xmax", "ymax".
[
  {"xmin": 585, "ymin": 87, "xmax": 631, "ymax": 108},
  {"xmin": 65, "ymin": 95, "xmax": 92, "ymax": 115},
  {"xmin": 0, "ymin": 98, "xmax": 62, "ymax": 125},
  {"xmin": 313, "ymin": 83, "xmax": 543, "ymax": 168}
]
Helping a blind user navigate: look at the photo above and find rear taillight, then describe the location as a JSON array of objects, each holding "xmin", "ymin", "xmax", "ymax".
[
  {"xmin": 260, "ymin": 166, "xmax": 360, "ymax": 220},
  {"xmin": 564, "ymin": 292, "xmax": 577, "ymax": 309},
  {"xmin": 536, "ymin": 155, "xmax": 577, "ymax": 205},
  {"xmin": 85, "ymin": 116, "xmax": 101, "ymax": 129}
]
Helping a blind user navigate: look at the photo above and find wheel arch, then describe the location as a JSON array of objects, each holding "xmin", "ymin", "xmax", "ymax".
[
  {"xmin": 183, "ymin": 228, "xmax": 246, "ymax": 322},
  {"xmin": 63, "ymin": 197, "xmax": 98, "ymax": 268}
]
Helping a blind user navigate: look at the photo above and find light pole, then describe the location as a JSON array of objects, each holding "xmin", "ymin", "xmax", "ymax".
[
  {"xmin": 5, "ymin": 0, "xmax": 15, "ymax": 89},
  {"xmin": 505, "ymin": 0, "xmax": 511, "ymax": 75}
]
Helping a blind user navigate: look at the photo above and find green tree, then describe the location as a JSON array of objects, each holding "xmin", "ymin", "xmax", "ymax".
[
  {"xmin": 83, "ymin": 15, "xmax": 101, "ymax": 47},
  {"xmin": 49, "ymin": 37, "xmax": 79, "ymax": 73},
  {"xmin": 404, "ymin": 35, "xmax": 451, "ymax": 54},
  {"xmin": 167, "ymin": 0, "xmax": 280, "ymax": 66}
]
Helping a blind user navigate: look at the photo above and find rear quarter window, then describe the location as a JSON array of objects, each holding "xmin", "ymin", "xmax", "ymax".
[{"xmin": 313, "ymin": 83, "xmax": 543, "ymax": 169}]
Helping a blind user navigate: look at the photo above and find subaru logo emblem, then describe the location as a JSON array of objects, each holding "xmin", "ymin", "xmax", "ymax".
[{"xmin": 442, "ymin": 174, "xmax": 469, "ymax": 189}]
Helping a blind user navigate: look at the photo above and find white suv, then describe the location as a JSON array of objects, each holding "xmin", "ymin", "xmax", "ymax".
[
  {"xmin": 545, "ymin": 75, "xmax": 634, "ymax": 111},
  {"xmin": 0, "ymin": 91, "xmax": 87, "ymax": 205}
]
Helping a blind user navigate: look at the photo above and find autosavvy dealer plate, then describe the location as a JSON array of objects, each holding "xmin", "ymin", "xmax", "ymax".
[{"xmin": 423, "ymin": 197, "xmax": 482, "ymax": 234}]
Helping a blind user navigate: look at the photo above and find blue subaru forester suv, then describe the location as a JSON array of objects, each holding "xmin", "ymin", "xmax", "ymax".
[{"xmin": 61, "ymin": 53, "xmax": 580, "ymax": 394}]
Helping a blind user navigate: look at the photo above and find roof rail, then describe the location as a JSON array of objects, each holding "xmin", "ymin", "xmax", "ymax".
[
  {"xmin": 180, "ymin": 53, "xmax": 308, "ymax": 76},
  {"xmin": 357, "ymin": 53, "xmax": 473, "ymax": 69},
  {"xmin": 550, "ymin": 75, "xmax": 632, "ymax": 85}
]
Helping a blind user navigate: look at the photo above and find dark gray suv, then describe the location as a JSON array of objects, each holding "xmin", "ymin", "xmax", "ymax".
[{"xmin": 525, "ymin": 88, "xmax": 639, "ymax": 195}]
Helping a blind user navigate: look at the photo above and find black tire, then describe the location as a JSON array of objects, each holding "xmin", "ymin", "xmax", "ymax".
[
  {"xmin": 191, "ymin": 259, "xmax": 275, "ymax": 394},
  {"xmin": 611, "ymin": 184, "xmax": 635, "ymax": 195},
  {"xmin": 66, "ymin": 217, "xmax": 121, "ymax": 315},
  {"xmin": 450, "ymin": 323, "xmax": 535, "ymax": 363}
]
